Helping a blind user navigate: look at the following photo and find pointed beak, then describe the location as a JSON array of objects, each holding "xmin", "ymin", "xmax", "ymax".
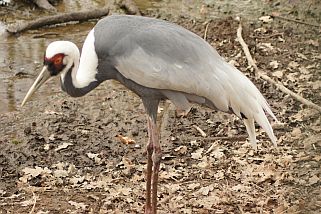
[{"xmin": 21, "ymin": 66, "xmax": 51, "ymax": 107}]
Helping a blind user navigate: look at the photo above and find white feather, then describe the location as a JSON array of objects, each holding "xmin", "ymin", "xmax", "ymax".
[{"xmin": 46, "ymin": 30, "xmax": 98, "ymax": 89}]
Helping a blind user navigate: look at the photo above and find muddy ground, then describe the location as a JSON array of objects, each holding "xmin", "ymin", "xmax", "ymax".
[{"xmin": 1, "ymin": 3, "xmax": 321, "ymax": 214}]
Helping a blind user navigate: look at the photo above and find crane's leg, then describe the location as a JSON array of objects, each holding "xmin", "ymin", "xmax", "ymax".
[
  {"xmin": 146, "ymin": 115, "xmax": 161, "ymax": 214},
  {"xmin": 143, "ymin": 98, "xmax": 160, "ymax": 214},
  {"xmin": 150, "ymin": 117, "xmax": 161, "ymax": 214},
  {"xmin": 145, "ymin": 118, "xmax": 153, "ymax": 214}
]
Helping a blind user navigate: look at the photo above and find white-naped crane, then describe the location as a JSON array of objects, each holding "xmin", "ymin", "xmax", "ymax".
[{"xmin": 21, "ymin": 15, "xmax": 277, "ymax": 214}]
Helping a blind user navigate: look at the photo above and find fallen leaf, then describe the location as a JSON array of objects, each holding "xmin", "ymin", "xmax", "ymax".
[
  {"xmin": 187, "ymin": 183, "xmax": 200, "ymax": 190},
  {"xmin": 21, "ymin": 166, "xmax": 52, "ymax": 178},
  {"xmin": 254, "ymin": 27, "xmax": 267, "ymax": 33},
  {"xmin": 119, "ymin": 187, "xmax": 132, "ymax": 196},
  {"xmin": 87, "ymin": 153, "xmax": 102, "ymax": 164},
  {"xmin": 312, "ymin": 81, "xmax": 321, "ymax": 90},
  {"xmin": 210, "ymin": 147, "xmax": 225, "ymax": 159},
  {"xmin": 287, "ymin": 73, "xmax": 297, "ymax": 82},
  {"xmin": 259, "ymin": 16, "xmax": 273, "ymax": 23},
  {"xmin": 257, "ymin": 43, "xmax": 274, "ymax": 52},
  {"xmin": 199, "ymin": 185, "xmax": 214, "ymax": 196},
  {"xmin": 298, "ymin": 66, "xmax": 310, "ymax": 74},
  {"xmin": 55, "ymin": 142, "xmax": 73, "ymax": 152},
  {"xmin": 291, "ymin": 127, "xmax": 301, "ymax": 139},
  {"xmin": 269, "ymin": 60, "xmax": 279, "ymax": 69},
  {"xmin": 44, "ymin": 110, "xmax": 62, "ymax": 115},
  {"xmin": 68, "ymin": 200, "xmax": 87, "ymax": 210},
  {"xmin": 232, "ymin": 184, "xmax": 251, "ymax": 192},
  {"xmin": 44, "ymin": 144, "xmax": 50, "ymax": 151},
  {"xmin": 191, "ymin": 148, "xmax": 204, "ymax": 159},
  {"xmin": 297, "ymin": 53, "xmax": 308, "ymax": 60},
  {"xmin": 70, "ymin": 176, "xmax": 85, "ymax": 185},
  {"xmin": 306, "ymin": 39, "xmax": 319, "ymax": 47},
  {"xmin": 54, "ymin": 169, "xmax": 68, "ymax": 178},
  {"xmin": 116, "ymin": 134, "xmax": 136, "ymax": 145},
  {"xmin": 21, "ymin": 197, "xmax": 38, "ymax": 207},
  {"xmin": 174, "ymin": 146, "xmax": 188, "ymax": 155},
  {"xmin": 308, "ymin": 175, "xmax": 319, "ymax": 185},
  {"xmin": 288, "ymin": 61, "xmax": 299, "ymax": 70}
]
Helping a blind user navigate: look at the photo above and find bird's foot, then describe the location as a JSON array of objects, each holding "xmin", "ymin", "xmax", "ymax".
[{"xmin": 176, "ymin": 108, "xmax": 190, "ymax": 117}]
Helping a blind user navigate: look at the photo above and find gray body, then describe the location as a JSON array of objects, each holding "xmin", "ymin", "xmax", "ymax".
[
  {"xmin": 63, "ymin": 15, "xmax": 219, "ymax": 118},
  {"xmin": 61, "ymin": 15, "xmax": 276, "ymax": 148},
  {"xmin": 93, "ymin": 15, "xmax": 211, "ymax": 106}
]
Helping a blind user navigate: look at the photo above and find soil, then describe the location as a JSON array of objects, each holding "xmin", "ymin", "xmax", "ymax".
[{"xmin": 1, "ymin": 3, "xmax": 320, "ymax": 214}]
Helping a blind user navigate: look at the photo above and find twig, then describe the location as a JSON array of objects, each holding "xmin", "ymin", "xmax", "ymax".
[
  {"xmin": 193, "ymin": 125, "xmax": 207, "ymax": 137},
  {"xmin": 249, "ymin": 32, "xmax": 284, "ymax": 39},
  {"xmin": 6, "ymin": 7, "xmax": 110, "ymax": 34},
  {"xmin": 236, "ymin": 18, "xmax": 321, "ymax": 112},
  {"xmin": 271, "ymin": 13, "xmax": 321, "ymax": 28},
  {"xmin": 29, "ymin": 192, "xmax": 37, "ymax": 214},
  {"xmin": 182, "ymin": 134, "xmax": 258, "ymax": 142},
  {"xmin": 203, "ymin": 20, "xmax": 211, "ymax": 40}
]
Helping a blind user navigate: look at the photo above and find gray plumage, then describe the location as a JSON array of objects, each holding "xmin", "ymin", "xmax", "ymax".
[{"xmin": 93, "ymin": 15, "xmax": 277, "ymax": 148}]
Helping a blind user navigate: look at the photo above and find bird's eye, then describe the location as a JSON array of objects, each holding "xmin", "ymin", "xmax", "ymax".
[{"xmin": 54, "ymin": 56, "xmax": 63, "ymax": 65}]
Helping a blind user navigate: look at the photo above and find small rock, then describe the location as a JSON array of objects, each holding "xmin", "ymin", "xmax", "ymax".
[{"xmin": 24, "ymin": 127, "xmax": 32, "ymax": 135}]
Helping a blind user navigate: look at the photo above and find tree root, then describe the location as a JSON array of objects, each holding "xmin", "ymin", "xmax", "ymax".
[
  {"xmin": 236, "ymin": 18, "xmax": 321, "ymax": 112},
  {"xmin": 6, "ymin": 7, "xmax": 110, "ymax": 34}
]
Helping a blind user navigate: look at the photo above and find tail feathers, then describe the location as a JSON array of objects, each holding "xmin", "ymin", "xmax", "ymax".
[
  {"xmin": 244, "ymin": 118, "xmax": 258, "ymax": 150},
  {"xmin": 253, "ymin": 106, "xmax": 277, "ymax": 147},
  {"xmin": 243, "ymin": 105, "xmax": 277, "ymax": 149}
]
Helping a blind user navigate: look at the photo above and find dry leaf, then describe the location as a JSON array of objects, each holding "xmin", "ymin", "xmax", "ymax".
[
  {"xmin": 254, "ymin": 27, "xmax": 267, "ymax": 33},
  {"xmin": 191, "ymin": 148, "xmax": 204, "ymax": 159},
  {"xmin": 287, "ymin": 73, "xmax": 297, "ymax": 82},
  {"xmin": 288, "ymin": 61, "xmax": 299, "ymax": 70},
  {"xmin": 21, "ymin": 197, "xmax": 37, "ymax": 207},
  {"xmin": 116, "ymin": 134, "xmax": 136, "ymax": 145},
  {"xmin": 308, "ymin": 175, "xmax": 319, "ymax": 185},
  {"xmin": 53, "ymin": 169, "xmax": 68, "ymax": 178},
  {"xmin": 44, "ymin": 110, "xmax": 62, "ymax": 115},
  {"xmin": 55, "ymin": 142, "xmax": 73, "ymax": 152},
  {"xmin": 119, "ymin": 187, "xmax": 132, "ymax": 196},
  {"xmin": 199, "ymin": 185, "xmax": 214, "ymax": 196},
  {"xmin": 44, "ymin": 144, "xmax": 50, "ymax": 151},
  {"xmin": 257, "ymin": 43, "xmax": 274, "ymax": 52},
  {"xmin": 269, "ymin": 60, "xmax": 279, "ymax": 69},
  {"xmin": 87, "ymin": 153, "xmax": 102, "ymax": 164},
  {"xmin": 297, "ymin": 53, "xmax": 308, "ymax": 60},
  {"xmin": 187, "ymin": 183, "xmax": 200, "ymax": 190},
  {"xmin": 68, "ymin": 200, "xmax": 87, "ymax": 210},
  {"xmin": 174, "ymin": 146, "xmax": 188, "ymax": 154},
  {"xmin": 259, "ymin": 16, "xmax": 273, "ymax": 23},
  {"xmin": 312, "ymin": 80, "xmax": 321, "ymax": 90},
  {"xmin": 306, "ymin": 39, "xmax": 319, "ymax": 47}
]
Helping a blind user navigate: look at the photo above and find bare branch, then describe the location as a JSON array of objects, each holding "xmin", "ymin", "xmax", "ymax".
[
  {"xmin": 236, "ymin": 18, "xmax": 321, "ymax": 112},
  {"xmin": 6, "ymin": 7, "xmax": 110, "ymax": 34}
]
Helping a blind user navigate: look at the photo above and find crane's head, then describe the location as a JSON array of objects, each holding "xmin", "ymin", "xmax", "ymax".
[{"xmin": 21, "ymin": 41, "xmax": 79, "ymax": 106}]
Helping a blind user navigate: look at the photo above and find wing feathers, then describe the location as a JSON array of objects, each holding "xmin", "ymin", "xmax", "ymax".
[{"xmin": 114, "ymin": 30, "xmax": 277, "ymax": 149}]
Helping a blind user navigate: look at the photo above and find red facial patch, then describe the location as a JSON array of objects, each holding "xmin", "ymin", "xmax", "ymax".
[{"xmin": 45, "ymin": 53, "xmax": 65, "ymax": 65}]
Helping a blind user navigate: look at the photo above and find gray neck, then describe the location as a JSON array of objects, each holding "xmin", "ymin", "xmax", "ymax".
[{"xmin": 60, "ymin": 64, "xmax": 101, "ymax": 97}]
